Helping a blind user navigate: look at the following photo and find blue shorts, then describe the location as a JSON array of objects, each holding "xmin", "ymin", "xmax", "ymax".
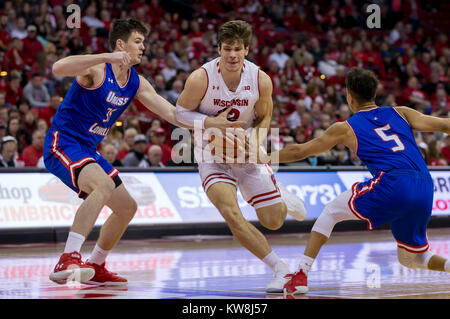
[
  {"xmin": 348, "ymin": 169, "xmax": 433, "ymax": 253},
  {"xmin": 43, "ymin": 125, "xmax": 119, "ymax": 199}
]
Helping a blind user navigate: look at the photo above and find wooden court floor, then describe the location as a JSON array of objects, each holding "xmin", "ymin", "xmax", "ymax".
[{"xmin": 0, "ymin": 228, "xmax": 449, "ymax": 299}]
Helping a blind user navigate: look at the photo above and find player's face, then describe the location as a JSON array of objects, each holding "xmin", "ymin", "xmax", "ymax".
[
  {"xmin": 123, "ymin": 32, "xmax": 145, "ymax": 65},
  {"xmin": 218, "ymin": 40, "xmax": 249, "ymax": 73}
]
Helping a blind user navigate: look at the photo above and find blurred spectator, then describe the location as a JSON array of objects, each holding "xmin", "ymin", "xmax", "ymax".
[
  {"xmin": 286, "ymin": 100, "xmax": 306, "ymax": 131},
  {"xmin": 23, "ymin": 73, "xmax": 51, "ymax": 108},
  {"xmin": 431, "ymin": 88, "xmax": 450, "ymax": 117},
  {"xmin": 122, "ymin": 134, "xmax": 147, "ymax": 167},
  {"xmin": 0, "ymin": 105, "xmax": 9, "ymax": 124},
  {"xmin": 153, "ymin": 74, "xmax": 169, "ymax": 100},
  {"xmin": 117, "ymin": 127, "xmax": 138, "ymax": 161},
  {"xmin": 39, "ymin": 94, "xmax": 61, "ymax": 127},
  {"xmin": 5, "ymin": 37, "xmax": 25, "ymax": 72},
  {"xmin": 401, "ymin": 76, "xmax": 431, "ymax": 110},
  {"xmin": 0, "ymin": 135, "xmax": 18, "ymax": 167},
  {"xmin": 0, "ymin": 120, "xmax": 7, "ymax": 140},
  {"xmin": 22, "ymin": 109, "xmax": 37, "ymax": 141},
  {"xmin": 139, "ymin": 144, "xmax": 165, "ymax": 168},
  {"xmin": 0, "ymin": 90, "xmax": 9, "ymax": 108},
  {"xmin": 167, "ymin": 79, "xmax": 184, "ymax": 105},
  {"xmin": 82, "ymin": 4, "xmax": 106, "ymax": 29},
  {"xmin": 101, "ymin": 143, "xmax": 122, "ymax": 167},
  {"xmin": 10, "ymin": 16, "xmax": 27, "ymax": 40},
  {"xmin": 161, "ymin": 55, "xmax": 177, "ymax": 83},
  {"xmin": 268, "ymin": 43, "xmax": 290, "ymax": 70},
  {"xmin": 22, "ymin": 129, "xmax": 45, "ymax": 167},
  {"xmin": 441, "ymin": 135, "xmax": 450, "ymax": 164},
  {"xmin": 5, "ymin": 71, "xmax": 22, "ymax": 106},
  {"xmin": 146, "ymin": 127, "xmax": 172, "ymax": 164},
  {"xmin": 22, "ymin": 25, "xmax": 43, "ymax": 63},
  {"xmin": 36, "ymin": 118, "xmax": 48, "ymax": 133},
  {"xmin": 6, "ymin": 117, "xmax": 28, "ymax": 154},
  {"xmin": 428, "ymin": 139, "xmax": 447, "ymax": 166}
]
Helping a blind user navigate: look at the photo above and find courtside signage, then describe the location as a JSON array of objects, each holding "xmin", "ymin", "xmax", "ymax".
[{"xmin": 0, "ymin": 170, "xmax": 448, "ymax": 229}]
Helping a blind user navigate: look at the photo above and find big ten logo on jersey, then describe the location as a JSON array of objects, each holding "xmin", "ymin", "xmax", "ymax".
[{"xmin": 106, "ymin": 91, "xmax": 130, "ymax": 107}]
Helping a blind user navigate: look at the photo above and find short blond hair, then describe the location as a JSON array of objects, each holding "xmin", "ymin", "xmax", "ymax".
[{"xmin": 217, "ymin": 20, "xmax": 252, "ymax": 48}]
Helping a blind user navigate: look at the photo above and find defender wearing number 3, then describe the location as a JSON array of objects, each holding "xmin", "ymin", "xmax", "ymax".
[
  {"xmin": 263, "ymin": 67, "xmax": 450, "ymax": 295},
  {"xmin": 44, "ymin": 19, "xmax": 201, "ymax": 286}
]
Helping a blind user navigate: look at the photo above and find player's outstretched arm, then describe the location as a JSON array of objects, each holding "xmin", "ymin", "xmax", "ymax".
[
  {"xmin": 396, "ymin": 106, "xmax": 450, "ymax": 134},
  {"xmin": 176, "ymin": 68, "xmax": 246, "ymax": 129},
  {"xmin": 52, "ymin": 52, "xmax": 131, "ymax": 78},
  {"xmin": 135, "ymin": 75, "xmax": 188, "ymax": 128},
  {"xmin": 267, "ymin": 122, "xmax": 353, "ymax": 164}
]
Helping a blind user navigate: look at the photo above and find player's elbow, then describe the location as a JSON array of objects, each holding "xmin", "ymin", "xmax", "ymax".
[{"xmin": 52, "ymin": 61, "xmax": 65, "ymax": 77}]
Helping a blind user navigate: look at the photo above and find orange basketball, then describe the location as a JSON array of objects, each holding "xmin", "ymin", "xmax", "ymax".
[{"xmin": 209, "ymin": 125, "xmax": 246, "ymax": 159}]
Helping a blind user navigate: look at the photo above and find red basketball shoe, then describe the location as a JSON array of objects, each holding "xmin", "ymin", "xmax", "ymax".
[
  {"xmin": 49, "ymin": 251, "xmax": 95, "ymax": 285},
  {"xmin": 84, "ymin": 262, "xmax": 128, "ymax": 286},
  {"xmin": 283, "ymin": 269, "xmax": 308, "ymax": 295}
]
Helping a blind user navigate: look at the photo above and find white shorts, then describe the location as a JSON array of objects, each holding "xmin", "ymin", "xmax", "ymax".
[{"xmin": 198, "ymin": 162, "xmax": 282, "ymax": 209}]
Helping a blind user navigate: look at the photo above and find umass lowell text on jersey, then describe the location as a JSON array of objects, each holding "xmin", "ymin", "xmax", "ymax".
[{"xmin": 51, "ymin": 63, "xmax": 139, "ymax": 148}]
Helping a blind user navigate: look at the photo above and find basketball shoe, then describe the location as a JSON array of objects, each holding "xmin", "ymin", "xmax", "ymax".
[
  {"xmin": 49, "ymin": 251, "xmax": 95, "ymax": 285},
  {"xmin": 283, "ymin": 269, "xmax": 308, "ymax": 295},
  {"xmin": 84, "ymin": 261, "xmax": 128, "ymax": 286},
  {"xmin": 277, "ymin": 182, "xmax": 307, "ymax": 221},
  {"xmin": 266, "ymin": 261, "xmax": 290, "ymax": 293}
]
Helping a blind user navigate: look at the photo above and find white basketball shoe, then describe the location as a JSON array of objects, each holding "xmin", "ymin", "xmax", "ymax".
[
  {"xmin": 277, "ymin": 181, "xmax": 307, "ymax": 221},
  {"xmin": 266, "ymin": 261, "xmax": 291, "ymax": 293}
]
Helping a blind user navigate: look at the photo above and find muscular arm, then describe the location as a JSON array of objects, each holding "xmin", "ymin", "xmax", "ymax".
[
  {"xmin": 135, "ymin": 75, "xmax": 189, "ymax": 128},
  {"xmin": 251, "ymin": 70, "xmax": 273, "ymax": 146},
  {"xmin": 269, "ymin": 122, "xmax": 354, "ymax": 163},
  {"xmin": 52, "ymin": 52, "xmax": 131, "ymax": 88},
  {"xmin": 396, "ymin": 106, "xmax": 450, "ymax": 134},
  {"xmin": 52, "ymin": 54, "xmax": 111, "ymax": 77},
  {"xmin": 175, "ymin": 68, "xmax": 245, "ymax": 129}
]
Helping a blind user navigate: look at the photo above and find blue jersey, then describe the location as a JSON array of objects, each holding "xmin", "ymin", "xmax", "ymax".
[
  {"xmin": 51, "ymin": 63, "xmax": 140, "ymax": 149},
  {"xmin": 346, "ymin": 106, "xmax": 429, "ymax": 177},
  {"xmin": 346, "ymin": 106, "xmax": 433, "ymax": 251}
]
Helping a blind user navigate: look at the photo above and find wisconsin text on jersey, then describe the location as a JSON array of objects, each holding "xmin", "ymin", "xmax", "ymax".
[{"xmin": 213, "ymin": 98, "xmax": 249, "ymax": 107}]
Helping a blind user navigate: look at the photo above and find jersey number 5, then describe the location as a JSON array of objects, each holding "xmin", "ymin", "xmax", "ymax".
[{"xmin": 374, "ymin": 124, "xmax": 405, "ymax": 152}]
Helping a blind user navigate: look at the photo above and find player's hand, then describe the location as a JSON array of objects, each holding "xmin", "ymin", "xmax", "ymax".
[
  {"xmin": 204, "ymin": 107, "xmax": 246, "ymax": 130},
  {"xmin": 108, "ymin": 51, "xmax": 131, "ymax": 66}
]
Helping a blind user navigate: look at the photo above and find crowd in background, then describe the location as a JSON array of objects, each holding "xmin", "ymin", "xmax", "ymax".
[{"xmin": 0, "ymin": 0, "xmax": 449, "ymax": 168}]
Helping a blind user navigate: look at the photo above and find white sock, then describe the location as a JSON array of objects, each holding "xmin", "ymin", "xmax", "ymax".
[
  {"xmin": 445, "ymin": 259, "xmax": 450, "ymax": 273},
  {"xmin": 298, "ymin": 254, "xmax": 315, "ymax": 275},
  {"xmin": 262, "ymin": 251, "xmax": 283, "ymax": 271},
  {"xmin": 63, "ymin": 232, "xmax": 85, "ymax": 253},
  {"xmin": 87, "ymin": 244, "xmax": 110, "ymax": 265}
]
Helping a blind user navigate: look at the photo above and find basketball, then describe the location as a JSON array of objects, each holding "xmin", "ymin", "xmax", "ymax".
[{"xmin": 208, "ymin": 125, "xmax": 246, "ymax": 159}]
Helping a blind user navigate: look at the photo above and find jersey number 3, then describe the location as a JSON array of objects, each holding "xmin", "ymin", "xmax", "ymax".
[{"xmin": 374, "ymin": 124, "xmax": 405, "ymax": 152}]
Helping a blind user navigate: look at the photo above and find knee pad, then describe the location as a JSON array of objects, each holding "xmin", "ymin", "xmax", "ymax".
[
  {"xmin": 397, "ymin": 247, "xmax": 434, "ymax": 270},
  {"xmin": 311, "ymin": 190, "xmax": 359, "ymax": 238}
]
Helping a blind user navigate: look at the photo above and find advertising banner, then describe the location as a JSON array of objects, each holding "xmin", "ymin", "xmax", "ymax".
[{"xmin": 0, "ymin": 170, "xmax": 448, "ymax": 230}]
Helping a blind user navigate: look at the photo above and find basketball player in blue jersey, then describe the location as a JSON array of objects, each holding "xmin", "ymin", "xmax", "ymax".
[
  {"xmin": 255, "ymin": 67, "xmax": 450, "ymax": 294},
  {"xmin": 45, "ymin": 18, "xmax": 237, "ymax": 286}
]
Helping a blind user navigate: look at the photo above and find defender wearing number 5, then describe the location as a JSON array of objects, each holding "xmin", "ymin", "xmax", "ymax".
[{"xmin": 261, "ymin": 68, "xmax": 450, "ymax": 294}]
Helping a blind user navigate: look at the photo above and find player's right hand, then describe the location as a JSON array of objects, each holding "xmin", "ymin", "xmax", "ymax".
[
  {"xmin": 204, "ymin": 107, "xmax": 246, "ymax": 130},
  {"xmin": 108, "ymin": 51, "xmax": 131, "ymax": 66}
]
